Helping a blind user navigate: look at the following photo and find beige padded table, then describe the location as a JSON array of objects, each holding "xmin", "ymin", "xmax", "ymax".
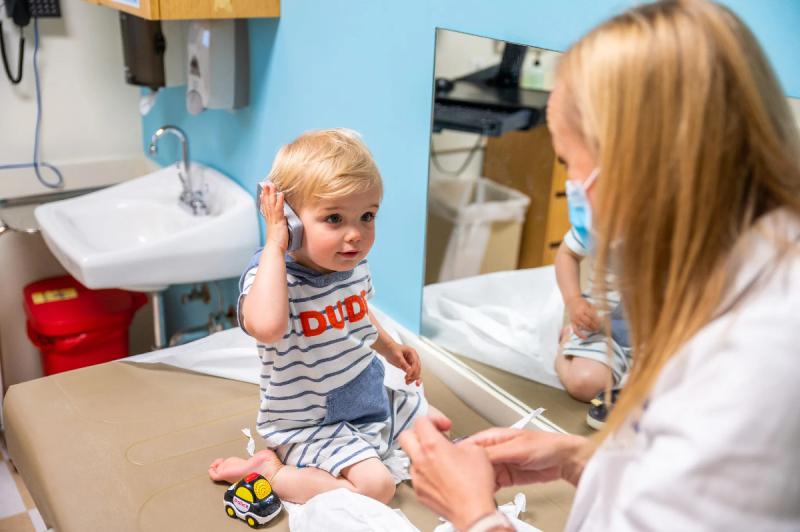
[{"xmin": 4, "ymin": 360, "xmax": 574, "ymax": 531}]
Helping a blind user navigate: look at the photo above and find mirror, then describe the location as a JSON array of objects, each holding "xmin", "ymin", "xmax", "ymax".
[{"xmin": 422, "ymin": 29, "xmax": 594, "ymax": 435}]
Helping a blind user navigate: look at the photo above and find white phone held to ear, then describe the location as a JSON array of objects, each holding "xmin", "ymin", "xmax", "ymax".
[{"xmin": 257, "ymin": 180, "xmax": 304, "ymax": 251}]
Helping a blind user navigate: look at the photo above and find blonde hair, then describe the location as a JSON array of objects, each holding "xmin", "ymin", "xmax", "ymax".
[
  {"xmin": 267, "ymin": 128, "xmax": 383, "ymax": 207},
  {"xmin": 557, "ymin": 0, "xmax": 800, "ymax": 442}
]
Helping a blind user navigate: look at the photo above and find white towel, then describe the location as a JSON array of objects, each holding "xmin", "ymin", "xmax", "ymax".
[{"xmin": 286, "ymin": 488, "xmax": 420, "ymax": 532}]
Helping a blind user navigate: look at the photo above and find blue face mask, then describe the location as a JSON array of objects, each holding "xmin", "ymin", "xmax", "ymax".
[{"xmin": 565, "ymin": 168, "xmax": 599, "ymax": 249}]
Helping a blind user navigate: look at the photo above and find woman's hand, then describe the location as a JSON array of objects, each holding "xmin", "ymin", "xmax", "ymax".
[
  {"xmin": 399, "ymin": 417, "xmax": 497, "ymax": 530},
  {"xmin": 566, "ymin": 297, "xmax": 601, "ymax": 338},
  {"xmin": 383, "ymin": 341, "xmax": 422, "ymax": 385},
  {"xmin": 261, "ymin": 183, "xmax": 289, "ymax": 252},
  {"xmin": 466, "ymin": 428, "xmax": 588, "ymax": 487}
]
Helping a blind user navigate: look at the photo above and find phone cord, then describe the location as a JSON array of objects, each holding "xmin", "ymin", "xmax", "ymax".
[{"xmin": 0, "ymin": 18, "xmax": 63, "ymax": 188}]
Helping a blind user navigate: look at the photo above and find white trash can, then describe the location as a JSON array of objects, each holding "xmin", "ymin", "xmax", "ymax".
[{"xmin": 425, "ymin": 177, "xmax": 530, "ymax": 283}]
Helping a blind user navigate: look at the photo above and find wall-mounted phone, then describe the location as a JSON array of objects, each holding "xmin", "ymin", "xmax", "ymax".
[
  {"xmin": 6, "ymin": 0, "xmax": 61, "ymax": 24},
  {"xmin": 257, "ymin": 181, "xmax": 304, "ymax": 251},
  {"xmin": 1, "ymin": 0, "xmax": 61, "ymax": 84}
]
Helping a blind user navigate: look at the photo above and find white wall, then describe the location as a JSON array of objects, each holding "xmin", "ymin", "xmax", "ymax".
[
  {"xmin": 0, "ymin": 0, "xmax": 151, "ymax": 411},
  {"xmin": 0, "ymin": 0, "xmax": 143, "ymax": 198}
]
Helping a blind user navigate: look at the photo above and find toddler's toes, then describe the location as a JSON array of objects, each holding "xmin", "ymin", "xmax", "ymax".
[{"xmin": 208, "ymin": 465, "xmax": 222, "ymax": 481}]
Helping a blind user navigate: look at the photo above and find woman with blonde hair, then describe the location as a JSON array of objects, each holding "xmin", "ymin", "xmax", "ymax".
[{"xmin": 400, "ymin": 0, "xmax": 800, "ymax": 530}]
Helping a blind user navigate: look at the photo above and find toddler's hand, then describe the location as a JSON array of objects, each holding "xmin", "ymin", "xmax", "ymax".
[
  {"xmin": 261, "ymin": 183, "xmax": 289, "ymax": 251},
  {"xmin": 385, "ymin": 342, "xmax": 422, "ymax": 386},
  {"xmin": 566, "ymin": 298, "xmax": 601, "ymax": 339}
]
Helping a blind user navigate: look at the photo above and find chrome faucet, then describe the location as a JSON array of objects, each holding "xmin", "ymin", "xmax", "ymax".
[{"xmin": 148, "ymin": 125, "xmax": 208, "ymax": 216}]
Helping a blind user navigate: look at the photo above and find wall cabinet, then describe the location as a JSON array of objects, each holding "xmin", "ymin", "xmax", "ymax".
[
  {"xmin": 483, "ymin": 126, "xmax": 570, "ymax": 269},
  {"xmin": 83, "ymin": 0, "xmax": 279, "ymax": 20}
]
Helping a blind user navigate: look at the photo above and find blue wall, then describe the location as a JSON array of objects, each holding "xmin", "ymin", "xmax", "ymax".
[{"xmin": 144, "ymin": 0, "xmax": 800, "ymax": 335}]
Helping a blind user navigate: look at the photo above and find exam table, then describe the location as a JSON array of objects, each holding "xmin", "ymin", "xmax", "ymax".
[{"xmin": 3, "ymin": 330, "xmax": 574, "ymax": 531}]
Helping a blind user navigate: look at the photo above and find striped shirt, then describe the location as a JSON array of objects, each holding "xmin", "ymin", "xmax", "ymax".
[{"xmin": 239, "ymin": 253, "xmax": 379, "ymax": 437}]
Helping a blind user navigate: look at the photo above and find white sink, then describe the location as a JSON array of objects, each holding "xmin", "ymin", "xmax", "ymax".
[{"xmin": 35, "ymin": 164, "xmax": 259, "ymax": 292}]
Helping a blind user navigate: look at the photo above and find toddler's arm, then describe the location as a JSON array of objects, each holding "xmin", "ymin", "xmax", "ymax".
[
  {"xmin": 555, "ymin": 240, "xmax": 584, "ymax": 307},
  {"xmin": 555, "ymin": 240, "xmax": 600, "ymax": 337},
  {"xmin": 241, "ymin": 184, "xmax": 290, "ymax": 344},
  {"xmin": 369, "ymin": 310, "xmax": 422, "ymax": 385}
]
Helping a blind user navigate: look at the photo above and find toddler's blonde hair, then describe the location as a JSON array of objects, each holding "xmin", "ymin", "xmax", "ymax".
[{"xmin": 267, "ymin": 128, "xmax": 383, "ymax": 208}]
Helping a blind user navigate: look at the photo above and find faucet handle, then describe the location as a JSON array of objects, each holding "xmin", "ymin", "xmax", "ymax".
[{"xmin": 189, "ymin": 191, "xmax": 209, "ymax": 216}]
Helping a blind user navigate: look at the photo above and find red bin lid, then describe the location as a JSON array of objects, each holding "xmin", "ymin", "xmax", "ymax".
[{"xmin": 23, "ymin": 275, "xmax": 147, "ymax": 337}]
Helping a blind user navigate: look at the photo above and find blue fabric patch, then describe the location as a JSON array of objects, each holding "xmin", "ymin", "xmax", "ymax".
[
  {"xmin": 610, "ymin": 304, "xmax": 630, "ymax": 348},
  {"xmin": 323, "ymin": 357, "xmax": 390, "ymax": 425},
  {"xmin": 578, "ymin": 293, "xmax": 630, "ymax": 349}
]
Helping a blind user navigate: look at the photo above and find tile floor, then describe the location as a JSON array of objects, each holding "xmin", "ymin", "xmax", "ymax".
[{"xmin": 0, "ymin": 432, "xmax": 47, "ymax": 532}]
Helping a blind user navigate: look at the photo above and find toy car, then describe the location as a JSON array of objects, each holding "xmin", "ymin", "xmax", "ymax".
[{"xmin": 223, "ymin": 473, "xmax": 282, "ymax": 528}]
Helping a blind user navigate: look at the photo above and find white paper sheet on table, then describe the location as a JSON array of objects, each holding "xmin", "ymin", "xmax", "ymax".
[
  {"xmin": 422, "ymin": 266, "xmax": 565, "ymax": 390},
  {"xmin": 434, "ymin": 493, "xmax": 542, "ymax": 532},
  {"xmin": 285, "ymin": 489, "xmax": 540, "ymax": 532},
  {"xmin": 285, "ymin": 489, "xmax": 421, "ymax": 532}
]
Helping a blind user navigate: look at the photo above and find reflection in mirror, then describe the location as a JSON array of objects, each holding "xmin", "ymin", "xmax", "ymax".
[{"xmin": 422, "ymin": 29, "xmax": 595, "ymax": 435}]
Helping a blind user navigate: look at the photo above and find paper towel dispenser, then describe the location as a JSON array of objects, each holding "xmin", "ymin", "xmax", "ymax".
[
  {"xmin": 119, "ymin": 13, "xmax": 165, "ymax": 90},
  {"xmin": 119, "ymin": 14, "xmax": 187, "ymax": 92}
]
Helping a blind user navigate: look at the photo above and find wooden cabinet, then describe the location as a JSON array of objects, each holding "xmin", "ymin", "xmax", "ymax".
[
  {"xmin": 83, "ymin": 0, "xmax": 279, "ymax": 20},
  {"xmin": 482, "ymin": 126, "xmax": 570, "ymax": 268}
]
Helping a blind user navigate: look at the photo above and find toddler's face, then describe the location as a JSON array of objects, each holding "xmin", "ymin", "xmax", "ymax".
[{"xmin": 292, "ymin": 186, "xmax": 381, "ymax": 272}]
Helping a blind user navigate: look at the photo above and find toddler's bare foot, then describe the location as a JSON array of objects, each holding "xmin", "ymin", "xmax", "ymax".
[{"xmin": 208, "ymin": 449, "xmax": 283, "ymax": 484}]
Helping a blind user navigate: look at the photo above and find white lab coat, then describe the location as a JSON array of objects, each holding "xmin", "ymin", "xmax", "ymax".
[{"xmin": 566, "ymin": 209, "xmax": 800, "ymax": 531}]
